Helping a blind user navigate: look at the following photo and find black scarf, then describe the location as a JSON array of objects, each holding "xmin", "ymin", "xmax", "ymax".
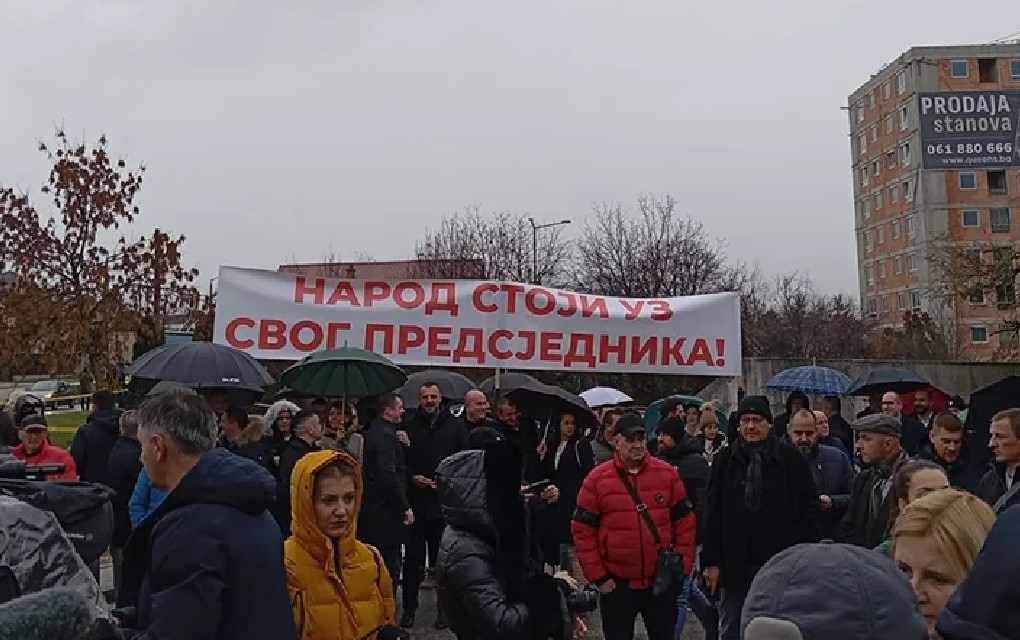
[
  {"xmin": 735, "ymin": 434, "xmax": 775, "ymax": 513},
  {"xmin": 870, "ymin": 448, "xmax": 909, "ymax": 522}
]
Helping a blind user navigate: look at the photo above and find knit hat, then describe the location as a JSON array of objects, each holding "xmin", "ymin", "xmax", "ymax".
[
  {"xmin": 736, "ymin": 395, "xmax": 772, "ymax": 424},
  {"xmin": 742, "ymin": 542, "xmax": 928, "ymax": 640},
  {"xmin": 658, "ymin": 417, "xmax": 687, "ymax": 442}
]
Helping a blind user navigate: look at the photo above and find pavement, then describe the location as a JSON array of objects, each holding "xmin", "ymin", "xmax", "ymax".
[{"xmin": 101, "ymin": 557, "xmax": 707, "ymax": 639}]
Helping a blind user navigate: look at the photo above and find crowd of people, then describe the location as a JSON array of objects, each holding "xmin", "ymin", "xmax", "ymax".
[{"xmin": 2, "ymin": 379, "xmax": 1019, "ymax": 640}]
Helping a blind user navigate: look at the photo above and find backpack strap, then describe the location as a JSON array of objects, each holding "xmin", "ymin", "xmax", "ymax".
[{"xmin": 291, "ymin": 590, "xmax": 306, "ymax": 638}]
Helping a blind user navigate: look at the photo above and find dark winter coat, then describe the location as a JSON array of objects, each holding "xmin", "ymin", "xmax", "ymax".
[
  {"xmin": 274, "ymin": 436, "xmax": 319, "ymax": 537},
  {"xmin": 434, "ymin": 442, "xmax": 567, "ymax": 640},
  {"xmin": 118, "ymin": 449, "xmax": 297, "ymax": 639},
  {"xmin": 537, "ymin": 430, "xmax": 595, "ymax": 551},
  {"xmin": 773, "ymin": 392, "xmax": 810, "ymax": 436},
  {"xmin": 358, "ymin": 418, "xmax": 410, "ymax": 547},
  {"xmin": 975, "ymin": 462, "xmax": 1020, "ymax": 513},
  {"xmin": 702, "ymin": 435, "xmax": 821, "ymax": 592},
  {"xmin": 236, "ymin": 439, "xmax": 273, "ymax": 471},
  {"xmin": 263, "ymin": 434, "xmax": 289, "ymax": 478},
  {"xmin": 937, "ymin": 503, "xmax": 1020, "ymax": 640},
  {"xmin": 839, "ymin": 449, "xmax": 910, "ymax": 549},
  {"xmin": 69, "ymin": 408, "xmax": 123, "ymax": 485},
  {"xmin": 826, "ymin": 413, "xmax": 854, "ymax": 455},
  {"xmin": 899, "ymin": 415, "xmax": 929, "ymax": 457},
  {"xmin": 658, "ymin": 435, "xmax": 711, "ymax": 543},
  {"xmin": 804, "ymin": 444, "xmax": 855, "ymax": 540},
  {"xmin": 106, "ymin": 436, "xmax": 143, "ymax": 547},
  {"xmin": 495, "ymin": 418, "xmax": 541, "ymax": 482},
  {"xmin": 404, "ymin": 408, "xmax": 468, "ymax": 522},
  {"xmin": 918, "ymin": 443, "xmax": 980, "ymax": 493}
]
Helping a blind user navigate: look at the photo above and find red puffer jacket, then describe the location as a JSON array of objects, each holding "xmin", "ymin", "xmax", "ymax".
[{"xmin": 571, "ymin": 452, "xmax": 695, "ymax": 589}]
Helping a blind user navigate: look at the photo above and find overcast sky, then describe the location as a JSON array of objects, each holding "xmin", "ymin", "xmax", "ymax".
[{"xmin": 0, "ymin": 1, "xmax": 1013, "ymax": 296}]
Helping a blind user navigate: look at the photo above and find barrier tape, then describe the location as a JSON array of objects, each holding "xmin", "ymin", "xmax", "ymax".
[{"xmin": 0, "ymin": 389, "xmax": 128, "ymax": 410}]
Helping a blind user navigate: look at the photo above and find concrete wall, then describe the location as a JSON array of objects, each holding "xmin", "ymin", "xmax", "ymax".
[{"xmin": 696, "ymin": 357, "xmax": 1020, "ymax": 421}]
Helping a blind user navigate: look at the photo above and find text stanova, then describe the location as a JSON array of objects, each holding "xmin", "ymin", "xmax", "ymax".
[
  {"xmin": 920, "ymin": 93, "xmax": 1016, "ymax": 135},
  {"xmin": 221, "ymin": 277, "xmax": 730, "ymax": 370}
]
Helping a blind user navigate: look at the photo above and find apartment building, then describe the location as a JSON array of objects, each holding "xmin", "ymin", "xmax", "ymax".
[{"xmin": 848, "ymin": 43, "xmax": 1020, "ymax": 358}]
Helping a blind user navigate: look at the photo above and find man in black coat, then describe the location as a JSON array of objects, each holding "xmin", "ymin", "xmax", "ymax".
[
  {"xmin": 881, "ymin": 391, "xmax": 927, "ymax": 456},
  {"xmin": 820, "ymin": 396, "xmax": 854, "ymax": 454},
  {"xmin": 274, "ymin": 410, "xmax": 322, "ymax": 536},
  {"xmin": 359, "ymin": 392, "xmax": 413, "ymax": 590},
  {"xmin": 105, "ymin": 409, "xmax": 143, "ymax": 599},
  {"xmin": 117, "ymin": 391, "xmax": 296, "ymax": 639},
  {"xmin": 401, "ymin": 382, "xmax": 467, "ymax": 629},
  {"xmin": 917, "ymin": 412, "xmax": 979, "ymax": 492},
  {"xmin": 839, "ymin": 413, "xmax": 910, "ymax": 549},
  {"xmin": 788, "ymin": 409, "xmax": 854, "ymax": 541},
  {"xmin": 69, "ymin": 389, "xmax": 123, "ymax": 485},
  {"xmin": 702, "ymin": 396, "xmax": 820, "ymax": 640}
]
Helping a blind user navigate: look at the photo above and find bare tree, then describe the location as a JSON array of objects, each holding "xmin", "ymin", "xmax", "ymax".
[
  {"xmin": 574, "ymin": 194, "xmax": 740, "ymax": 298},
  {"xmin": 927, "ymin": 236, "xmax": 1019, "ymax": 356},
  {"xmin": 875, "ymin": 311, "xmax": 954, "ymax": 360},
  {"xmin": 412, "ymin": 205, "xmax": 572, "ymax": 283}
]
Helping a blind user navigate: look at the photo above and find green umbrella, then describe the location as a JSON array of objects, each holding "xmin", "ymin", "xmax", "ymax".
[
  {"xmin": 279, "ymin": 347, "xmax": 407, "ymax": 398},
  {"xmin": 644, "ymin": 394, "xmax": 727, "ymax": 435}
]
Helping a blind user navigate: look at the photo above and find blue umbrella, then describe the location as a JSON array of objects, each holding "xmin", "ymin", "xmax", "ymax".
[{"xmin": 765, "ymin": 365, "xmax": 852, "ymax": 396}]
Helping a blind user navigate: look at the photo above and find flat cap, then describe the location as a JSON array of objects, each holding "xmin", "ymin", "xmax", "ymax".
[{"xmin": 851, "ymin": 412, "xmax": 901, "ymax": 438}]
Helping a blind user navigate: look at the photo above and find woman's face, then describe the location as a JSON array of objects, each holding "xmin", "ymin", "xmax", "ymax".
[
  {"xmin": 702, "ymin": 422, "xmax": 720, "ymax": 440},
  {"xmin": 314, "ymin": 474, "xmax": 357, "ymax": 539},
  {"xmin": 277, "ymin": 411, "xmax": 292, "ymax": 435},
  {"xmin": 559, "ymin": 414, "xmax": 576, "ymax": 439},
  {"xmin": 898, "ymin": 469, "xmax": 951, "ymax": 512},
  {"xmin": 327, "ymin": 406, "xmax": 346, "ymax": 432},
  {"xmin": 685, "ymin": 407, "xmax": 700, "ymax": 427},
  {"xmin": 894, "ymin": 534, "xmax": 961, "ymax": 638}
]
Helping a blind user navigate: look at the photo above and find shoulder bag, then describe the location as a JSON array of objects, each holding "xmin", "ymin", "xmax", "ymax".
[{"xmin": 615, "ymin": 467, "xmax": 685, "ymax": 597}]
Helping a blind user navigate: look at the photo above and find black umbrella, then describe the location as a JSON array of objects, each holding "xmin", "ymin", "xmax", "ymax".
[
  {"xmin": 146, "ymin": 381, "xmax": 199, "ymax": 397},
  {"xmin": 505, "ymin": 383, "xmax": 596, "ymax": 433},
  {"xmin": 845, "ymin": 366, "xmax": 932, "ymax": 396},
  {"xmin": 126, "ymin": 342, "xmax": 274, "ymax": 395},
  {"xmin": 144, "ymin": 379, "xmax": 266, "ymax": 407},
  {"xmin": 399, "ymin": 370, "xmax": 478, "ymax": 409},
  {"xmin": 480, "ymin": 372, "xmax": 541, "ymax": 396}
]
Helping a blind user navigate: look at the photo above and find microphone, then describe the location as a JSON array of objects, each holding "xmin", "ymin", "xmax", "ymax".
[{"xmin": 0, "ymin": 586, "xmax": 103, "ymax": 640}]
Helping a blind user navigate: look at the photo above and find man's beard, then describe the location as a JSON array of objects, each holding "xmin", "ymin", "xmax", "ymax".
[{"xmin": 796, "ymin": 443, "xmax": 815, "ymax": 457}]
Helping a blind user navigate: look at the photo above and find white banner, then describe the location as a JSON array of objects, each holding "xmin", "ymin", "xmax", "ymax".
[{"xmin": 212, "ymin": 266, "xmax": 742, "ymax": 376}]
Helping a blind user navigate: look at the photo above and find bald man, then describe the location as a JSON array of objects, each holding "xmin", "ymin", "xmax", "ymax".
[
  {"xmin": 460, "ymin": 390, "xmax": 495, "ymax": 431},
  {"xmin": 880, "ymin": 391, "xmax": 927, "ymax": 456}
]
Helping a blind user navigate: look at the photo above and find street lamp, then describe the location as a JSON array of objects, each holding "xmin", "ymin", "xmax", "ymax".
[{"xmin": 527, "ymin": 217, "xmax": 571, "ymax": 284}]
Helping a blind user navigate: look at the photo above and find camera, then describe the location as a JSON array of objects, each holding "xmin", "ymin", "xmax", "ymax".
[{"xmin": 563, "ymin": 584, "xmax": 600, "ymax": 614}]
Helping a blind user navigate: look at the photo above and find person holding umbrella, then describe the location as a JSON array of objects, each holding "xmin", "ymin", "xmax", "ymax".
[{"xmin": 536, "ymin": 411, "xmax": 595, "ymax": 572}]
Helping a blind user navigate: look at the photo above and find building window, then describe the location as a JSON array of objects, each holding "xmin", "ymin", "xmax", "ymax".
[
  {"xmin": 870, "ymin": 124, "xmax": 878, "ymax": 141},
  {"xmin": 878, "ymin": 259, "xmax": 887, "ymax": 278},
  {"xmin": 865, "ymin": 265, "xmax": 875, "ymax": 286},
  {"xmin": 866, "ymin": 297, "xmax": 877, "ymax": 315},
  {"xmin": 966, "ymin": 247, "xmax": 982, "ymax": 263},
  {"xmin": 1001, "ymin": 326, "xmax": 1019, "ymax": 347},
  {"xmin": 884, "ymin": 114, "xmax": 893, "ymax": 134},
  {"xmin": 959, "ymin": 172, "xmax": 977, "ymax": 190},
  {"xmin": 911, "ymin": 290, "xmax": 922, "ymax": 309},
  {"xmin": 961, "ymin": 209, "xmax": 980, "ymax": 227},
  {"xmin": 900, "ymin": 143, "xmax": 911, "ymax": 167},
  {"xmin": 881, "ymin": 296, "xmax": 891, "ymax": 312},
  {"xmin": 908, "ymin": 253, "xmax": 918, "ymax": 272},
  {"xmin": 969, "ymin": 288, "xmax": 987, "ymax": 304},
  {"xmin": 978, "ymin": 58, "xmax": 998, "ymax": 83},
  {"xmin": 870, "ymin": 93, "xmax": 877, "ymax": 109},
  {"xmin": 884, "ymin": 151, "xmax": 895, "ymax": 170},
  {"xmin": 882, "ymin": 80, "xmax": 891, "ymax": 98},
  {"xmin": 861, "ymin": 198, "xmax": 870, "ymax": 219},
  {"xmin": 877, "ymin": 226, "xmax": 885, "ymax": 243},
  {"xmin": 1012, "ymin": 59, "xmax": 1020, "ymax": 81},
  {"xmin": 858, "ymin": 133, "xmax": 867, "ymax": 155},
  {"xmin": 899, "ymin": 105, "xmax": 909, "ymax": 130},
  {"xmin": 897, "ymin": 70, "xmax": 907, "ymax": 94},
  {"xmin": 890, "ymin": 185, "xmax": 899, "ymax": 204},
  {"xmin": 906, "ymin": 214, "xmax": 916, "ymax": 238},
  {"xmin": 892, "ymin": 219, "xmax": 901, "ymax": 238},
  {"xmin": 951, "ymin": 59, "xmax": 969, "ymax": 78},
  {"xmin": 873, "ymin": 160, "xmax": 880, "ymax": 177},
  {"xmin": 970, "ymin": 325, "xmax": 989, "ymax": 343},
  {"xmin": 865, "ymin": 231, "xmax": 873, "ymax": 252},
  {"xmin": 897, "ymin": 291, "xmax": 907, "ymax": 309},
  {"xmin": 904, "ymin": 179, "xmax": 913, "ymax": 202},
  {"xmin": 875, "ymin": 191, "xmax": 883, "ymax": 210},
  {"xmin": 991, "ymin": 207, "xmax": 1011, "ymax": 233},
  {"xmin": 860, "ymin": 166, "xmax": 869, "ymax": 186},
  {"xmin": 894, "ymin": 255, "xmax": 903, "ymax": 274},
  {"xmin": 988, "ymin": 169, "xmax": 1007, "ymax": 195},
  {"xmin": 857, "ymin": 103, "xmax": 865, "ymax": 123}
]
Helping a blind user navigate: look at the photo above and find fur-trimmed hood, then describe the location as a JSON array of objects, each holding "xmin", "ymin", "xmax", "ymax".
[{"xmin": 262, "ymin": 400, "xmax": 300, "ymax": 437}]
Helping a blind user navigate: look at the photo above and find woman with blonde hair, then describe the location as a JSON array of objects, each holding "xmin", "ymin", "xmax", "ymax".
[{"xmin": 892, "ymin": 488, "xmax": 996, "ymax": 640}]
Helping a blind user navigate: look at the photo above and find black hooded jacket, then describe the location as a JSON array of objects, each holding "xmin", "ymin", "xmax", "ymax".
[
  {"xmin": 118, "ymin": 449, "xmax": 297, "ymax": 639},
  {"xmin": 435, "ymin": 441, "xmax": 567, "ymax": 640},
  {"xmin": 937, "ymin": 504, "xmax": 1020, "ymax": 640},
  {"xmin": 657, "ymin": 434, "xmax": 710, "ymax": 543},
  {"xmin": 70, "ymin": 408, "xmax": 123, "ymax": 485}
]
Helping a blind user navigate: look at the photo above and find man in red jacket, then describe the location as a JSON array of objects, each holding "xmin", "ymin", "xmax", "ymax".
[
  {"xmin": 11, "ymin": 414, "xmax": 79, "ymax": 480},
  {"xmin": 571, "ymin": 412, "xmax": 696, "ymax": 640}
]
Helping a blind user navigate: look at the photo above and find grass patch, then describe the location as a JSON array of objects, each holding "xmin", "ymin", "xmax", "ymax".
[{"xmin": 45, "ymin": 411, "xmax": 87, "ymax": 449}]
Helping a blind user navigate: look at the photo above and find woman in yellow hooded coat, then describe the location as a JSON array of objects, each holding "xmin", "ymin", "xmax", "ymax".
[{"xmin": 285, "ymin": 449, "xmax": 396, "ymax": 639}]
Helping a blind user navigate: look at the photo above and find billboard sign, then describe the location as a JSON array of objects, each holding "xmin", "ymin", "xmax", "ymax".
[{"xmin": 918, "ymin": 91, "xmax": 1020, "ymax": 169}]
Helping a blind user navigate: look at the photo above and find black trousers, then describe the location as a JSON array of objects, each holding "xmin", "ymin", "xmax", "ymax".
[
  {"xmin": 402, "ymin": 518, "xmax": 445, "ymax": 612},
  {"xmin": 600, "ymin": 584, "xmax": 677, "ymax": 640}
]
